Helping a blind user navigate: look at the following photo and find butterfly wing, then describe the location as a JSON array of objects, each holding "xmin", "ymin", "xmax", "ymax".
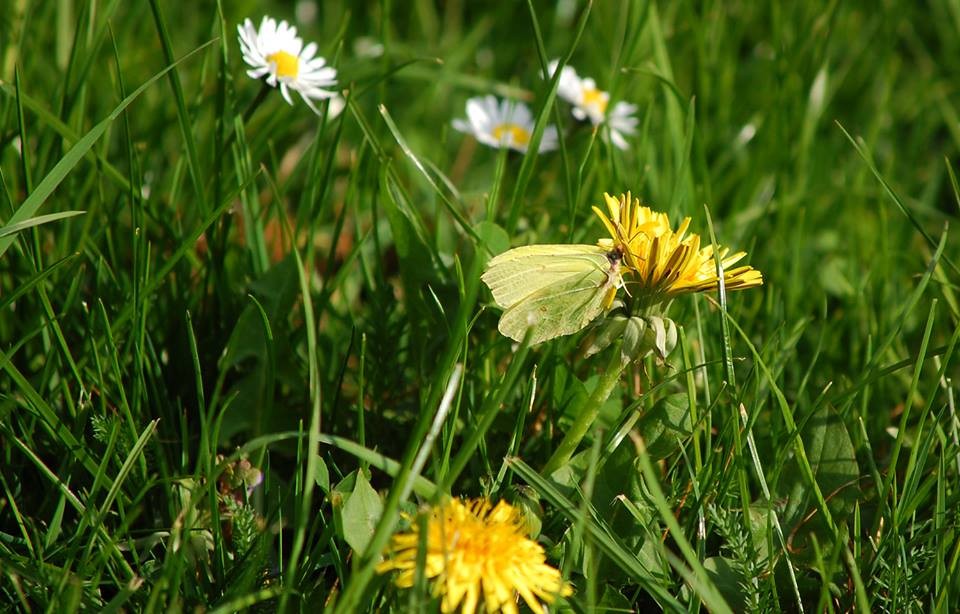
[
  {"xmin": 482, "ymin": 245, "xmax": 620, "ymax": 344},
  {"xmin": 482, "ymin": 244, "xmax": 610, "ymax": 307}
]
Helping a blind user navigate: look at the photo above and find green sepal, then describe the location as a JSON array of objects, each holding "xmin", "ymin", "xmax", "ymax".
[
  {"xmin": 642, "ymin": 315, "xmax": 678, "ymax": 362},
  {"xmin": 582, "ymin": 314, "xmax": 629, "ymax": 358}
]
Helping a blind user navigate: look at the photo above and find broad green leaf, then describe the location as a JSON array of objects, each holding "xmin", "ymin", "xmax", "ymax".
[
  {"xmin": 314, "ymin": 456, "xmax": 331, "ymax": 494},
  {"xmin": 473, "ymin": 220, "xmax": 510, "ymax": 256},
  {"xmin": 702, "ymin": 557, "xmax": 748, "ymax": 611},
  {"xmin": 636, "ymin": 393, "xmax": 692, "ymax": 461},
  {"xmin": 219, "ymin": 257, "xmax": 297, "ymax": 442},
  {"xmin": 340, "ymin": 471, "xmax": 384, "ymax": 555},
  {"xmin": 782, "ymin": 404, "xmax": 859, "ymax": 554},
  {"xmin": 222, "ymin": 256, "xmax": 299, "ymax": 368},
  {"xmin": 557, "ymin": 439, "xmax": 663, "ymax": 584}
]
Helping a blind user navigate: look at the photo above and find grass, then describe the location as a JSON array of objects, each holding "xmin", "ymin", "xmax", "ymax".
[{"xmin": 2, "ymin": 0, "xmax": 960, "ymax": 611}]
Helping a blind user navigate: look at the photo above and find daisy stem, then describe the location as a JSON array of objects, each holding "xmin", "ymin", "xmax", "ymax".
[
  {"xmin": 541, "ymin": 346, "xmax": 626, "ymax": 476},
  {"xmin": 216, "ymin": 82, "xmax": 272, "ymax": 161},
  {"xmin": 487, "ymin": 145, "xmax": 508, "ymax": 220},
  {"xmin": 242, "ymin": 81, "xmax": 273, "ymax": 124}
]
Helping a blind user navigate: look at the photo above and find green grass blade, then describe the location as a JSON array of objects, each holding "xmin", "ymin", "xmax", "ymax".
[
  {"xmin": 0, "ymin": 39, "xmax": 214, "ymax": 260},
  {"xmin": 0, "ymin": 210, "xmax": 84, "ymax": 238}
]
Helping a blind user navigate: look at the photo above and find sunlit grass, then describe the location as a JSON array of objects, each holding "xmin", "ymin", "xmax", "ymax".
[{"xmin": 1, "ymin": 1, "xmax": 959, "ymax": 612}]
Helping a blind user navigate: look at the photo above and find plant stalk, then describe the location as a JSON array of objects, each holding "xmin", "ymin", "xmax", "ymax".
[{"xmin": 542, "ymin": 347, "xmax": 626, "ymax": 476}]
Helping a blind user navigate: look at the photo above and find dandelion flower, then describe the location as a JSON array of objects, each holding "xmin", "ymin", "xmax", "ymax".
[
  {"xmin": 594, "ymin": 192, "xmax": 763, "ymax": 306},
  {"xmin": 377, "ymin": 498, "xmax": 572, "ymax": 614},
  {"xmin": 546, "ymin": 61, "xmax": 637, "ymax": 150},
  {"xmin": 237, "ymin": 16, "xmax": 337, "ymax": 114},
  {"xmin": 452, "ymin": 95, "xmax": 558, "ymax": 153}
]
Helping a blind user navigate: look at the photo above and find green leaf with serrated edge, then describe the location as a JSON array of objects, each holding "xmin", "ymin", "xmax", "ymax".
[
  {"xmin": 554, "ymin": 440, "xmax": 663, "ymax": 585},
  {"xmin": 505, "ymin": 456, "xmax": 680, "ymax": 609},
  {"xmin": 504, "ymin": 485, "xmax": 542, "ymax": 539}
]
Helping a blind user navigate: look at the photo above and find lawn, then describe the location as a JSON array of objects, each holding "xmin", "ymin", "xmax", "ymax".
[{"xmin": 1, "ymin": 0, "xmax": 959, "ymax": 612}]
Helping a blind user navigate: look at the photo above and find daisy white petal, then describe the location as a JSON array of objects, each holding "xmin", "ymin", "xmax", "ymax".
[
  {"xmin": 576, "ymin": 77, "xmax": 608, "ymax": 124},
  {"xmin": 466, "ymin": 97, "xmax": 492, "ymax": 129},
  {"xmin": 299, "ymin": 91, "xmax": 321, "ymax": 114},
  {"xmin": 260, "ymin": 16, "xmax": 275, "ymax": 40},
  {"xmin": 508, "ymin": 100, "xmax": 534, "ymax": 126},
  {"xmin": 279, "ymin": 82, "xmax": 294, "ymax": 105},
  {"xmin": 607, "ymin": 101, "xmax": 639, "ymax": 150},
  {"xmin": 540, "ymin": 125, "xmax": 560, "ymax": 152},
  {"xmin": 327, "ymin": 94, "xmax": 346, "ymax": 120},
  {"xmin": 546, "ymin": 59, "xmax": 583, "ymax": 105},
  {"xmin": 305, "ymin": 56, "xmax": 328, "ymax": 70},
  {"xmin": 452, "ymin": 118, "xmax": 472, "ymax": 134},
  {"xmin": 608, "ymin": 126, "xmax": 630, "ymax": 151},
  {"xmin": 481, "ymin": 94, "xmax": 500, "ymax": 120},
  {"xmin": 298, "ymin": 85, "xmax": 337, "ymax": 100},
  {"xmin": 290, "ymin": 37, "xmax": 304, "ymax": 57}
]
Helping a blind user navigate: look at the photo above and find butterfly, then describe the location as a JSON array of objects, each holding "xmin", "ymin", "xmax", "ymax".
[{"xmin": 481, "ymin": 244, "xmax": 624, "ymax": 344}]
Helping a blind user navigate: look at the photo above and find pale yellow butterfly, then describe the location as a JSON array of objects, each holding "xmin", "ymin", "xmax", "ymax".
[{"xmin": 481, "ymin": 244, "xmax": 624, "ymax": 344}]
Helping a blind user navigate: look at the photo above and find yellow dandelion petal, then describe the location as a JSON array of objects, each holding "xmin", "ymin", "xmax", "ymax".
[
  {"xmin": 593, "ymin": 192, "xmax": 667, "ymax": 272},
  {"xmin": 379, "ymin": 498, "xmax": 573, "ymax": 614},
  {"xmin": 591, "ymin": 205, "xmax": 621, "ymax": 249},
  {"xmin": 592, "ymin": 192, "xmax": 763, "ymax": 308}
]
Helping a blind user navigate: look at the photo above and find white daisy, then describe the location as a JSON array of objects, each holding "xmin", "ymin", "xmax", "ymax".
[
  {"xmin": 546, "ymin": 60, "xmax": 637, "ymax": 150},
  {"xmin": 452, "ymin": 95, "xmax": 558, "ymax": 153},
  {"xmin": 237, "ymin": 16, "xmax": 337, "ymax": 114}
]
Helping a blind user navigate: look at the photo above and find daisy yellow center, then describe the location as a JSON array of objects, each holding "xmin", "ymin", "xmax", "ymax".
[
  {"xmin": 582, "ymin": 86, "xmax": 608, "ymax": 115},
  {"xmin": 491, "ymin": 123, "xmax": 531, "ymax": 147},
  {"xmin": 266, "ymin": 51, "xmax": 299, "ymax": 79}
]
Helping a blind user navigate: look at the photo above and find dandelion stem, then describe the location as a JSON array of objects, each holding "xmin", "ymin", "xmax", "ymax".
[{"xmin": 542, "ymin": 347, "xmax": 626, "ymax": 476}]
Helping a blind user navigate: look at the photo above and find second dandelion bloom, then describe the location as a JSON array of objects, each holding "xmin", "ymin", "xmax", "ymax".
[
  {"xmin": 377, "ymin": 498, "xmax": 572, "ymax": 614},
  {"xmin": 452, "ymin": 95, "xmax": 559, "ymax": 153},
  {"xmin": 237, "ymin": 16, "xmax": 338, "ymax": 114}
]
